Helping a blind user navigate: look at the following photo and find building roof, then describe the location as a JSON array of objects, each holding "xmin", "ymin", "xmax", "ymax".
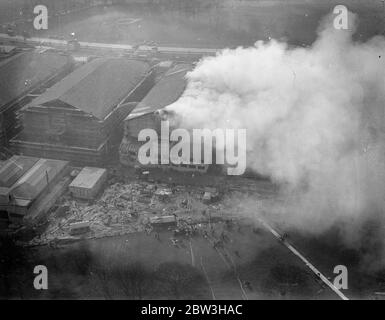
[
  {"xmin": 28, "ymin": 58, "xmax": 150, "ymax": 120},
  {"xmin": 69, "ymin": 167, "xmax": 107, "ymax": 190},
  {"xmin": 0, "ymin": 50, "xmax": 73, "ymax": 113},
  {"xmin": 150, "ymin": 215, "xmax": 176, "ymax": 224},
  {"xmin": 0, "ymin": 155, "xmax": 39, "ymax": 189},
  {"xmin": 125, "ymin": 63, "xmax": 191, "ymax": 121},
  {"xmin": 0, "ymin": 156, "xmax": 68, "ymax": 202},
  {"xmin": 0, "ymin": 45, "xmax": 16, "ymax": 54},
  {"xmin": 11, "ymin": 158, "xmax": 68, "ymax": 200}
]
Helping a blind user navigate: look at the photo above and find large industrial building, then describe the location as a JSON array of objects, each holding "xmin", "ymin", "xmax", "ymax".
[
  {"xmin": 119, "ymin": 63, "xmax": 194, "ymax": 166},
  {"xmin": 122, "ymin": 63, "xmax": 192, "ymax": 139},
  {"xmin": 0, "ymin": 49, "xmax": 74, "ymax": 151},
  {"xmin": 119, "ymin": 63, "xmax": 209, "ymax": 173},
  {"xmin": 10, "ymin": 58, "xmax": 154, "ymax": 165},
  {"xmin": 0, "ymin": 155, "xmax": 69, "ymax": 225}
]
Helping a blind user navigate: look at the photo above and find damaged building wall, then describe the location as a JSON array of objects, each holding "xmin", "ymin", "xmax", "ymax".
[{"xmin": 120, "ymin": 63, "xmax": 192, "ymax": 167}]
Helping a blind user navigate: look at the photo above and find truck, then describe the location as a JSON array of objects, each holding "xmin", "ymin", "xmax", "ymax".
[{"xmin": 69, "ymin": 221, "xmax": 90, "ymax": 235}]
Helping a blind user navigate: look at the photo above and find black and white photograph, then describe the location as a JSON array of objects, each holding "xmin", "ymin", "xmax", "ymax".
[{"xmin": 0, "ymin": 0, "xmax": 385, "ymax": 305}]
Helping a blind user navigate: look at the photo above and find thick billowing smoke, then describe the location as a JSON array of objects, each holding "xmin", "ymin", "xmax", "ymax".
[{"xmin": 167, "ymin": 11, "xmax": 385, "ymax": 245}]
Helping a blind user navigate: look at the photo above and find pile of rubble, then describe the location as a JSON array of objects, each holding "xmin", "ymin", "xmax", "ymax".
[{"xmin": 28, "ymin": 181, "xmax": 231, "ymax": 246}]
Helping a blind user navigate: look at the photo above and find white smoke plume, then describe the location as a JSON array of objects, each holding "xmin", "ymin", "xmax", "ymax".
[{"xmin": 167, "ymin": 11, "xmax": 385, "ymax": 239}]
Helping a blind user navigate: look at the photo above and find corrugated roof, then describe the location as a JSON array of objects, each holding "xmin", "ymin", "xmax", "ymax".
[
  {"xmin": 8, "ymin": 158, "xmax": 68, "ymax": 201},
  {"xmin": 28, "ymin": 58, "xmax": 150, "ymax": 120},
  {"xmin": 125, "ymin": 64, "xmax": 191, "ymax": 121},
  {"xmin": 0, "ymin": 156, "xmax": 39, "ymax": 189},
  {"xmin": 69, "ymin": 167, "xmax": 107, "ymax": 190},
  {"xmin": 0, "ymin": 50, "xmax": 72, "ymax": 112}
]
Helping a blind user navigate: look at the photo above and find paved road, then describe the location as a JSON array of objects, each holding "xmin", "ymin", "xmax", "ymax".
[{"xmin": 0, "ymin": 33, "xmax": 218, "ymax": 55}]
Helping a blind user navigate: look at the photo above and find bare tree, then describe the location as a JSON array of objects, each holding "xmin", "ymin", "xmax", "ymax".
[
  {"xmin": 112, "ymin": 262, "xmax": 151, "ymax": 299},
  {"xmin": 154, "ymin": 262, "xmax": 208, "ymax": 299},
  {"xmin": 0, "ymin": 236, "xmax": 33, "ymax": 299}
]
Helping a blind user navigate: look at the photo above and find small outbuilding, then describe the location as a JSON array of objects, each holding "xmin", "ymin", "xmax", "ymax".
[
  {"xmin": 150, "ymin": 215, "xmax": 177, "ymax": 228},
  {"xmin": 69, "ymin": 167, "xmax": 107, "ymax": 200}
]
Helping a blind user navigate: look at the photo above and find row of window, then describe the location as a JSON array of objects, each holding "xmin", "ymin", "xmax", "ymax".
[{"xmin": 171, "ymin": 163, "xmax": 207, "ymax": 170}]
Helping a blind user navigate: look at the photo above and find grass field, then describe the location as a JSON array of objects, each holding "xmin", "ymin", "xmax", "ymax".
[{"xmin": 25, "ymin": 221, "xmax": 336, "ymax": 299}]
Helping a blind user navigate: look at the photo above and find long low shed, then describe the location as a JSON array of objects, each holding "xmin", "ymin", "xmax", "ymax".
[{"xmin": 0, "ymin": 155, "xmax": 69, "ymax": 223}]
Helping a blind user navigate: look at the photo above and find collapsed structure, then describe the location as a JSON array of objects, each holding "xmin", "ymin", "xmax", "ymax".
[
  {"xmin": 0, "ymin": 49, "xmax": 74, "ymax": 151},
  {"xmin": 0, "ymin": 155, "xmax": 69, "ymax": 225},
  {"xmin": 119, "ymin": 63, "xmax": 208, "ymax": 173},
  {"xmin": 10, "ymin": 58, "xmax": 154, "ymax": 165}
]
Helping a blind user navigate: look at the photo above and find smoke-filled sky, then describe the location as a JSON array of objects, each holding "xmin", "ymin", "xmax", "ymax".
[{"xmin": 167, "ymin": 11, "xmax": 385, "ymax": 240}]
